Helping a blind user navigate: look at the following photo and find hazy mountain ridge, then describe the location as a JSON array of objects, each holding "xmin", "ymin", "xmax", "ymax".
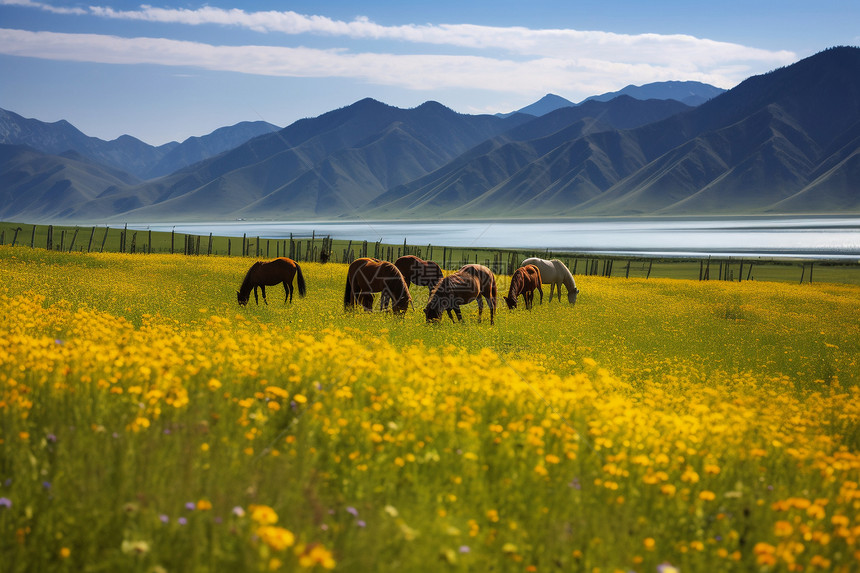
[
  {"xmin": 1, "ymin": 47, "xmax": 858, "ymax": 222},
  {"xmin": 0, "ymin": 108, "xmax": 281, "ymax": 180},
  {"xmin": 499, "ymin": 81, "xmax": 725, "ymax": 117}
]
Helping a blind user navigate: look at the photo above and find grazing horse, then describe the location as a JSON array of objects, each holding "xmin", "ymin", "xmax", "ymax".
[
  {"xmin": 344, "ymin": 258, "xmax": 412, "ymax": 314},
  {"xmin": 504, "ymin": 264, "xmax": 543, "ymax": 310},
  {"xmin": 425, "ymin": 264, "xmax": 497, "ymax": 324},
  {"xmin": 521, "ymin": 257, "xmax": 580, "ymax": 304},
  {"xmin": 380, "ymin": 255, "xmax": 444, "ymax": 310},
  {"xmin": 394, "ymin": 255, "xmax": 444, "ymax": 292},
  {"xmin": 237, "ymin": 257, "xmax": 306, "ymax": 306}
]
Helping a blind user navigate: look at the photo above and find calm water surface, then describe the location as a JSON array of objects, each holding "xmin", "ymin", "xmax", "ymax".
[{"xmin": 134, "ymin": 217, "xmax": 860, "ymax": 260}]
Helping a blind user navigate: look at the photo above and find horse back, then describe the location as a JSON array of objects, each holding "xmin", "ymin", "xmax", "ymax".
[
  {"xmin": 524, "ymin": 264, "xmax": 542, "ymax": 288},
  {"xmin": 436, "ymin": 271, "xmax": 480, "ymax": 303}
]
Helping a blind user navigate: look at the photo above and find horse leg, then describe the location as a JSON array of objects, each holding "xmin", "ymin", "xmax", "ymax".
[
  {"xmin": 260, "ymin": 285, "xmax": 268, "ymax": 305},
  {"xmin": 454, "ymin": 305, "xmax": 464, "ymax": 322},
  {"xmin": 446, "ymin": 309, "xmax": 456, "ymax": 323},
  {"xmin": 253, "ymin": 286, "xmax": 259, "ymax": 305},
  {"xmin": 525, "ymin": 291, "xmax": 532, "ymax": 310},
  {"xmin": 477, "ymin": 296, "xmax": 483, "ymax": 323}
]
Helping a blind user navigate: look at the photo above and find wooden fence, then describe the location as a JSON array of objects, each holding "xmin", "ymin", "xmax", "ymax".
[{"xmin": 1, "ymin": 222, "xmax": 856, "ymax": 285}]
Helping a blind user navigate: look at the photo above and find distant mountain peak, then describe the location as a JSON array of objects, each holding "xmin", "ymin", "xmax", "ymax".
[
  {"xmin": 584, "ymin": 81, "xmax": 726, "ymax": 106},
  {"xmin": 502, "ymin": 82, "xmax": 727, "ymax": 119}
]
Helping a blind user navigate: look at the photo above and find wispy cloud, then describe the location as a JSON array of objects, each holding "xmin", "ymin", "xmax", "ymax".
[
  {"xmin": 0, "ymin": 27, "xmax": 778, "ymax": 97},
  {"xmin": 0, "ymin": 3, "xmax": 797, "ymax": 99},
  {"xmin": 0, "ymin": 0, "xmax": 85, "ymax": 15},
  {"xmin": 7, "ymin": 2, "xmax": 794, "ymax": 67},
  {"xmin": 87, "ymin": 4, "xmax": 793, "ymax": 68}
]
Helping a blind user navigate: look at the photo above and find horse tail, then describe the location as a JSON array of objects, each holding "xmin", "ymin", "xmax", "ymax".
[{"xmin": 295, "ymin": 262, "xmax": 307, "ymax": 297}]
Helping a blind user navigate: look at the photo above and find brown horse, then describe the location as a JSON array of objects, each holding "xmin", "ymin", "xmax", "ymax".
[
  {"xmin": 237, "ymin": 257, "xmax": 306, "ymax": 306},
  {"xmin": 424, "ymin": 264, "xmax": 497, "ymax": 324},
  {"xmin": 394, "ymin": 255, "xmax": 444, "ymax": 292},
  {"xmin": 504, "ymin": 264, "xmax": 543, "ymax": 310},
  {"xmin": 344, "ymin": 258, "xmax": 412, "ymax": 314},
  {"xmin": 380, "ymin": 255, "xmax": 444, "ymax": 310}
]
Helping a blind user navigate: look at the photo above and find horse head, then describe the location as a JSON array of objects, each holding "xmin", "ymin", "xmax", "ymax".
[
  {"xmin": 568, "ymin": 287, "xmax": 580, "ymax": 305},
  {"xmin": 423, "ymin": 298, "xmax": 443, "ymax": 322},
  {"xmin": 503, "ymin": 295, "xmax": 517, "ymax": 309},
  {"xmin": 392, "ymin": 291, "xmax": 412, "ymax": 315},
  {"xmin": 237, "ymin": 291, "xmax": 249, "ymax": 306}
]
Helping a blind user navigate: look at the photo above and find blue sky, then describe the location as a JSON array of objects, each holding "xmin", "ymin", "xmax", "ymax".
[{"xmin": 1, "ymin": 1, "xmax": 857, "ymax": 145}]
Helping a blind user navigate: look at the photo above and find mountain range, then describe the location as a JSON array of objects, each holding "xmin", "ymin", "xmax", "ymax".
[
  {"xmin": 1, "ymin": 47, "xmax": 858, "ymax": 223},
  {"xmin": 501, "ymin": 81, "xmax": 724, "ymax": 117}
]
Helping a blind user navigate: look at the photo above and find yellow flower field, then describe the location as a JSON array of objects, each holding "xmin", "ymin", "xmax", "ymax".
[{"xmin": 0, "ymin": 246, "xmax": 859, "ymax": 572}]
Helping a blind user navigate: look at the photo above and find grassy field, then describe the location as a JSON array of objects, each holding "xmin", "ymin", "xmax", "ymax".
[{"xmin": 1, "ymin": 245, "xmax": 859, "ymax": 572}]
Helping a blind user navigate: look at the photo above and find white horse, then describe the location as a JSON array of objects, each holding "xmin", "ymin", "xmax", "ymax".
[{"xmin": 521, "ymin": 257, "xmax": 580, "ymax": 304}]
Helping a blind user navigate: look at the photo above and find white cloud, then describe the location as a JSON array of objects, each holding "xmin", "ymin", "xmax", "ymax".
[
  {"xmin": 0, "ymin": 0, "xmax": 85, "ymax": 15},
  {"xmin": 12, "ymin": 2, "xmax": 795, "ymax": 71},
  {"xmin": 0, "ymin": 27, "xmax": 767, "ymax": 98}
]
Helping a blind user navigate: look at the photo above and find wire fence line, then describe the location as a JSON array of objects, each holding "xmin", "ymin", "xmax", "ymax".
[{"xmin": 1, "ymin": 221, "xmax": 858, "ymax": 285}]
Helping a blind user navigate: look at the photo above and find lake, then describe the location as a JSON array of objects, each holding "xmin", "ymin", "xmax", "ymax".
[{"xmin": 133, "ymin": 217, "xmax": 860, "ymax": 260}]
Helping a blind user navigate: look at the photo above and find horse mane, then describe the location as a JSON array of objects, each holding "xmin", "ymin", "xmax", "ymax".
[
  {"xmin": 552, "ymin": 259, "xmax": 576, "ymax": 289},
  {"xmin": 509, "ymin": 268, "xmax": 524, "ymax": 297},
  {"xmin": 238, "ymin": 262, "xmax": 262, "ymax": 296}
]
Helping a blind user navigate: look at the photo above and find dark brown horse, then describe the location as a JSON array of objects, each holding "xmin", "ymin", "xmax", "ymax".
[
  {"xmin": 237, "ymin": 257, "xmax": 306, "ymax": 306},
  {"xmin": 394, "ymin": 255, "xmax": 444, "ymax": 292},
  {"xmin": 424, "ymin": 264, "xmax": 497, "ymax": 325},
  {"xmin": 504, "ymin": 264, "xmax": 543, "ymax": 310},
  {"xmin": 380, "ymin": 255, "xmax": 444, "ymax": 310},
  {"xmin": 344, "ymin": 258, "xmax": 412, "ymax": 314}
]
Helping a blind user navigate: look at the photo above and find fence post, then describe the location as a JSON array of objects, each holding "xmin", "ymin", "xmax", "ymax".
[
  {"xmin": 100, "ymin": 227, "xmax": 109, "ymax": 252},
  {"xmin": 30, "ymin": 225, "xmax": 36, "ymax": 248},
  {"xmin": 87, "ymin": 227, "xmax": 96, "ymax": 252},
  {"xmin": 68, "ymin": 227, "xmax": 79, "ymax": 252},
  {"xmin": 47, "ymin": 225, "xmax": 53, "ymax": 251}
]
